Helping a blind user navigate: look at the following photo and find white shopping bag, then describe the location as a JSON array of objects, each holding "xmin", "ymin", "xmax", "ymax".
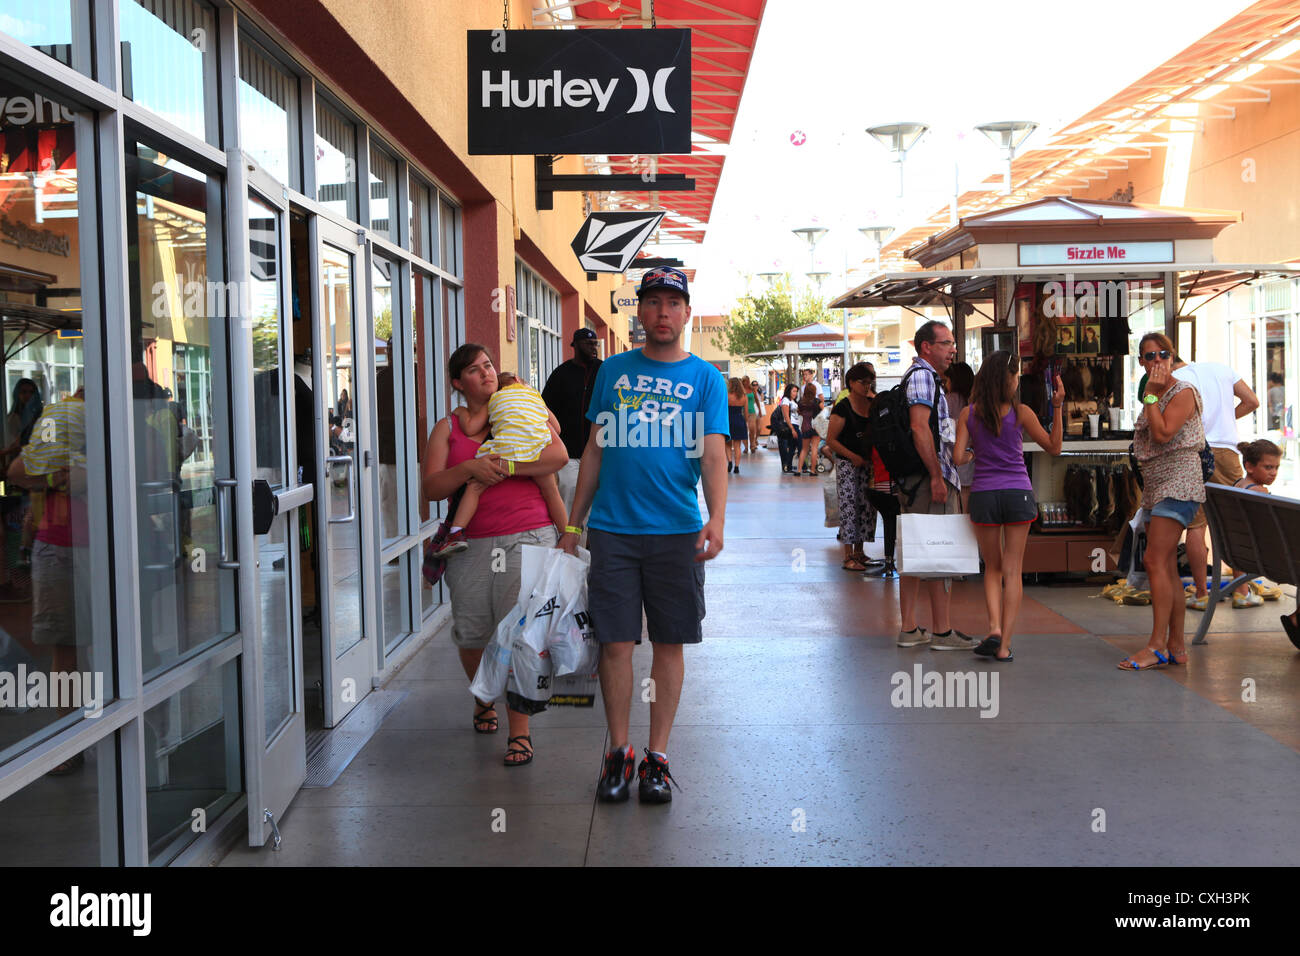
[
  {"xmin": 864, "ymin": 513, "xmax": 886, "ymax": 561},
  {"xmin": 897, "ymin": 512, "xmax": 979, "ymax": 578}
]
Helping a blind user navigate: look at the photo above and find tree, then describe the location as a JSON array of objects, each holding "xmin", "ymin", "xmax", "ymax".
[{"xmin": 710, "ymin": 274, "xmax": 835, "ymax": 360}]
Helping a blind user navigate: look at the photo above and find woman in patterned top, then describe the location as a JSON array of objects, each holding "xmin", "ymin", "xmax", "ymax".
[{"xmin": 1120, "ymin": 332, "xmax": 1206, "ymax": 671}]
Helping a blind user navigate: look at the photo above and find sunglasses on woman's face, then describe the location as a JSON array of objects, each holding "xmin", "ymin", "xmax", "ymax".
[{"xmin": 1142, "ymin": 349, "xmax": 1172, "ymax": 362}]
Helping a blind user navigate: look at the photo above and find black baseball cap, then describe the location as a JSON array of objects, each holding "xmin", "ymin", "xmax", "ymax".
[
  {"xmin": 572, "ymin": 328, "xmax": 598, "ymax": 344},
  {"xmin": 637, "ymin": 267, "xmax": 690, "ymax": 302}
]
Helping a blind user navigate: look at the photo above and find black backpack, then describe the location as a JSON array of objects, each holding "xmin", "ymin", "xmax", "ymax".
[
  {"xmin": 770, "ymin": 403, "xmax": 790, "ymax": 437},
  {"xmin": 868, "ymin": 365, "xmax": 940, "ymax": 496}
]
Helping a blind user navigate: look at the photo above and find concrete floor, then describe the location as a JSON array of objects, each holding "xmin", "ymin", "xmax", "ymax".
[{"xmin": 220, "ymin": 443, "xmax": 1300, "ymax": 866}]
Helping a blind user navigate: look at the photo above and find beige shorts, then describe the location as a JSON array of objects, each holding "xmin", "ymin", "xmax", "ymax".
[
  {"xmin": 31, "ymin": 539, "xmax": 92, "ymax": 646},
  {"xmin": 897, "ymin": 475, "xmax": 963, "ymax": 516},
  {"xmin": 441, "ymin": 524, "xmax": 558, "ymax": 649},
  {"xmin": 1188, "ymin": 447, "xmax": 1243, "ymax": 530}
]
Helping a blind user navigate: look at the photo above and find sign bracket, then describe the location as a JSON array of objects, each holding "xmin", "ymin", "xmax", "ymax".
[{"xmin": 535, "ymin": 156, "xmax": 694, "ymax": 211}]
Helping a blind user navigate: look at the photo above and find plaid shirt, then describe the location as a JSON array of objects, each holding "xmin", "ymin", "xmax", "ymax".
[{"xmin": 904, "ymin": 357, "xmax": 959, "ymax": 489}]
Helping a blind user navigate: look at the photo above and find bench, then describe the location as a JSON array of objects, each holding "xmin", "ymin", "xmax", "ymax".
[{"xmin": 1195, "ymin": 483, "xmax": 1300, "ymax": 646}]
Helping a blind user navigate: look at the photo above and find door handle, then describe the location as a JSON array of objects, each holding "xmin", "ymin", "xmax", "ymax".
[
  {"xmin": 215, "ymin": 478, "xmax": 240, "ymax": 569},
  {"xmin": 325, "ymin": 455, "xmax": 356, "ymax": 524},
  {"xmin": 140, "ymin": 477, "xmax": 181, "ymax": 572}
]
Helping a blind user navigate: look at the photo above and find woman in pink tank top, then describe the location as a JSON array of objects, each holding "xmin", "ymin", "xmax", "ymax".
[
  {"xmin": 954, "ymin": 351, "xmax": 1063, "ymax": 662},
  {"xmin": 421, "ymin": 344, "xmax": 568, "ymax": 766}
]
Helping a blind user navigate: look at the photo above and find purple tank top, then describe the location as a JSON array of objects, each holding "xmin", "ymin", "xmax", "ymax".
[{"xmin": 968, "ymin": 405, "xmax": 1031, "ymax": 493}]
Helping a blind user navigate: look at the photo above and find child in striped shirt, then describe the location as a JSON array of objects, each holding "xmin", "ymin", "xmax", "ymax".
[{"xmin": 438, "ymin": 372, "xmax": 567, "ymax": 556}]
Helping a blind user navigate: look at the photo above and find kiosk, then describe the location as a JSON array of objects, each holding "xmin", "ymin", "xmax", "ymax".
[{"xmin": 831, "ymin": 197, "xmax": 1300, "ymax": 573}]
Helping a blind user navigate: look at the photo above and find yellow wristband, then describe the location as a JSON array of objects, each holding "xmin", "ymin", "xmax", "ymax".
[
  {"xmin": 564, "ymin": 525, "xmax": 584, "ymax": 536},
  {"xmin": 507, "ymin": 459, "xmax": 515, "ymax": 476}
]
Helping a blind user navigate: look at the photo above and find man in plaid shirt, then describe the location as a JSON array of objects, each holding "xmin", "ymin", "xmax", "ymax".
[{"xmin": 895, "ymin": 321, "xmax": 975, "ymax": 650}]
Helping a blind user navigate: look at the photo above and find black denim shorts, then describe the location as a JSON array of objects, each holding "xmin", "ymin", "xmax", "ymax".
[
  {"xmin": 969, "ymin": 489, "xmax": 1037, "ymax": 526},
  {"xmin": 587, "ymin": 528, "xmax": 705, "ymax": 644}
]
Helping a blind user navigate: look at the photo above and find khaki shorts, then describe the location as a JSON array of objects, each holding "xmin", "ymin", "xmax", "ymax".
[
  {"xmin": 1188, "ymin": 447, "xmax": 1243, "ymax": 530},
  {"xmin": 897, "ymin": 475, "xmax": 963, "ymax": 516},
  {"xmin": 441, "ymin": 525, "xmax": 558, "ymax": 649},
  {"xmin": 31, "ymin": 539, "xmax": 92, "ymax": 646}
]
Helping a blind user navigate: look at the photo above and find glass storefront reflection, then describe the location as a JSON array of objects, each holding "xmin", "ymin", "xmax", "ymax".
[
  {"xmin": 126, "ymin": 141, "xmax": 237, "ymax": 680},
  {"xmin": 121, "ymin": 0, "xmax": 216, "ymax": 143},
  {"xmin": 0, "ymin": 81, "xmax": 110, "ymax": 762},
  {"xmin": 0, "ymin": 1, "xmax": 78, "ymax": 68},
  {"xmin": 374, "ymin": 257, "xmax": 399, "ymax": 542},
  {"xmin": 238, "ymin": 34, "xmax": 299, "ymax": 189},
  {"xmin": 144, "ymin": 658, "xmax": 241, "ymax": 863},
  {"xmin": 0, "ymin": 737, "xmax": 118, "ymax": 865}
]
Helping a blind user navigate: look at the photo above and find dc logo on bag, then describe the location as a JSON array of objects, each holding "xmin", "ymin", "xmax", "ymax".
[
  {"xmin": 537, "ymin": 675, "xmax": 550, "ymax": 690},
  {"xmin": 534, "ymin": 597, "xmax": 558, "ymax": 618}
]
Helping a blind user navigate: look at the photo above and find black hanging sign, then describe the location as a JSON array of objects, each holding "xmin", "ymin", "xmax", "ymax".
[{"xmin": 467, "ymin": 29, "xmax": 692, "ymax": 155}]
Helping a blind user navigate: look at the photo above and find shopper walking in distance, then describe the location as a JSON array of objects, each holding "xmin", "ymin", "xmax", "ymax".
[
  {"xmin": 1120, "ymin": 333, "xmax": 1206, "ymax": 671},
  {"xmin": 954, "ymin": 351, "xmax": 1064, "ymax": 661},
  {"xmin": 945, "ymin": 361, "xmax": 975, "ymax": 514},
  {"xmin": 796, "ymin": 382, "xmax": 823, "ymax": 476},
  {"xmin": 421, "ymin": 345, "xmax": 568, "ymax": 765},
  {"xmin": 542, "ymin": 327, "xmax": 602, "ymax": 517},
  {"xmin": 777, "ymin": 383, "xmax": 801, "ymax": 474},
  {"xmin": 895, "ymin": 320, "xmax": 977, "ymax": 650},
  {"xmin": 744, "ymin": 377, "xmax": 763, "ymax": 453},
  {"xmin": 726, "ymin": 376, "xmax": 748, "ymax": 474},
  {"xmin": 559, "ymin": 267, "xmax": 728, "ymax": 804},
  {"xmin": 825, "ymin": 362, "xmax": 879, "ymax": 572},
  {"xmin": 1170, "ymin": 355, "xmax": 1260, "ymax": 611}
]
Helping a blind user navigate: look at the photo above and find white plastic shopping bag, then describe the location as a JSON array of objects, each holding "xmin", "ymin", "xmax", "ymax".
[
  {"xmin": 864, "ymin": 513, "xmax": 886, "ymax": 561},
  {"xmin": 897, "ymin": 512, "xmax": 979, "ymax": 578}
]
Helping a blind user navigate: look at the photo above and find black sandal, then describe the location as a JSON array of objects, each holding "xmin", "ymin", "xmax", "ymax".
[
  {"xmin": 504, "ymin": 735, "xmax": 533, "ymax": 767},
  {"xmin": 473, "ymin": 701, "xmax": 498, "ymax": 734}
]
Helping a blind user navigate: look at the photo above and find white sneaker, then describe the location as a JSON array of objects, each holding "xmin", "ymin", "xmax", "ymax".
[{"xmin": 896, "ymin": 627, "xmax": 930, "ymax": 647}]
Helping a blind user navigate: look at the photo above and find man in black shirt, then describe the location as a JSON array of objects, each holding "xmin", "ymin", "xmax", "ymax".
[{"xmin": 542, "ymin": 327, "xmax": 602, "ymax": 514}]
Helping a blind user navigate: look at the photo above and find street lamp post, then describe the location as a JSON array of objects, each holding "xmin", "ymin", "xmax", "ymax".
[
  {"xmin": 975, "ymin": 121, "xmax": 1039, "ymax": 195},
  {"xmin": 866, "ymin": 123, "xmax": 929, "ymax": 198}
]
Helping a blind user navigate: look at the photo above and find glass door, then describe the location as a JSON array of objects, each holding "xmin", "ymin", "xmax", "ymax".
[
  {"xmin": 237, "ymin": 163, "xmax": 309, "ymax": 846},
  {"xmin": 313, "ymin": 218, "xmax": 376, "ymax": 725}
]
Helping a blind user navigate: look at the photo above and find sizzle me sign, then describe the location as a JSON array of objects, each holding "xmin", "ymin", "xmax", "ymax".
[
  {"xmin": 467, "ymin": 29, "xmax": 691, "ymax": 155},
  {"xmin": 1019, "ymin": 241, "xmax": 1174, "ymax": 266}
]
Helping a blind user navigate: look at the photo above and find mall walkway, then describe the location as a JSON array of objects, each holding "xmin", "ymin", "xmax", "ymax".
[{"xmin": 221, "ymin": 444, "xmax": 1300, "ymax": 866}]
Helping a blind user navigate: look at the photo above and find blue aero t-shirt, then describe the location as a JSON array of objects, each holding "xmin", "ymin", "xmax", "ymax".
[{"xmin": 584, "ymin": 350, "xmax": 729, "ymax": 534}]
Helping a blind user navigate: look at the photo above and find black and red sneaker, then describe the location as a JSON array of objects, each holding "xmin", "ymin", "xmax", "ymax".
[
  {"xmin": 637, "ymin": 750, "xmax": 679, "ymax": 804},
  {"xmin": 596, "ymin": 745, "xmax": 635, "ymax": 803}
]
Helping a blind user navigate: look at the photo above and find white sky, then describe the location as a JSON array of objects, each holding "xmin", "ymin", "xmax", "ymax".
[{"xmin": 648, "ymin": 0, "xmax": 1257, "ymax": 315}]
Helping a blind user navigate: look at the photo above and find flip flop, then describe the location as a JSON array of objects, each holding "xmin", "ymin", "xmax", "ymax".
[
  {"xmin": 972, "ymin": 634, "xmax": 1002, "ymax": 657},
  {"xmin": 1118, "ymin": 649, "xmax": 1169, "ymax": 671}
]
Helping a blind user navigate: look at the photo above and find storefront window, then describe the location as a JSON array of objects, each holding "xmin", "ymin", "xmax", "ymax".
[
  {"xmin": 126, "ymin": 140, "xmax": 237, "ymax": 681},
  {"xmin": 413, "ymin": 271, "xmax": 432, "ymax": 526},
  {"xmin": 315, "ymin": 98, "xmax": 356, "ymax": 222},
  {"xmin": 368, "ymin": 142, "xmax": 397, "ymax": 240},
  {"xmin": 440, "ymin": 197, "xmax": 459, "ymax": 277},
  {"xmin": 0, "ymin": 1, "xmax": 81, "ymax": 70},
  {"xmin": 409, "ymin": 177, "xmax": 431, "ymax": 263},
  {"xmin": 237, "ymin": 34, "xmax": 300, "ymax": 189},
  {"xmin": 121, "ymin": 0, "xmax": 217, "ymax": 143},
  {"xmin": 373, "ymin": 256, "xmax": 400, "ymax": 542},
  {"xmin": 381, "ymin": 551, "xmax": 410, "ymax": 652},
  {"xmin": 0, "ymin": 737, "xmax": 118, "ymax": 864},
  {"xmin": 0, "ymin": 81, "xmax": 111, "ymax": 764},
  {"xmin": 144, "ymin": 658, "xmax": 242, "ymax": 863}
]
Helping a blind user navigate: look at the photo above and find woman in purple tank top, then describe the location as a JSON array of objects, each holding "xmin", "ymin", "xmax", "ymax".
[{"xmin": 953, "ymin": 351, "xmax": 1063, "ymax": 661}]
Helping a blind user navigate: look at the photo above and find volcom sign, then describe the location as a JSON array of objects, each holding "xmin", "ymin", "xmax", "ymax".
[{"xmin": 467, "ymin": 29, "xmax": 691, "ymax": 155}]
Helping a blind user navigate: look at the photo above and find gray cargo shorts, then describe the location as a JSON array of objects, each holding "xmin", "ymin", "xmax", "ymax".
[
  {"xmin": 441, "ymin": 525, "xmax": 558, "ymax": 650},
  {"xmin": 587, "ymin": 528, "xmax": 705, "ymax": 645}
]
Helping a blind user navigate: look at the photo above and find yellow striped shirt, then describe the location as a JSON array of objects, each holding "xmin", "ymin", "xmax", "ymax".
[{"xmin": 476, "ymin": 383, "xmax": 551, "ymax": 462}]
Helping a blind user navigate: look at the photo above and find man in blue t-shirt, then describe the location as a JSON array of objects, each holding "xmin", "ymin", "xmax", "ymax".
[{"xmin": 559, "ymin": 267, "xmax": 728, "ymax": 805}]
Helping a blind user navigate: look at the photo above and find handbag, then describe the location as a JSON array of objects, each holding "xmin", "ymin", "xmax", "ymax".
[{"xmin": 897, "ymin": 512, "xmax": 980, "ymax": 578}]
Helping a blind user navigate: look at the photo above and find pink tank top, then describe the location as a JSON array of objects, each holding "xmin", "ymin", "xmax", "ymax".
[{"xmin": 446, "ymin": 414, "xmax": 551, "ymax": 538}]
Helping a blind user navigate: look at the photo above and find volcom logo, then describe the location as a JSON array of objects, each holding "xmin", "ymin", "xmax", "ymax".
[{"xmin": 479, "ymin": 66, "xmax": 676, "ymax": 114}]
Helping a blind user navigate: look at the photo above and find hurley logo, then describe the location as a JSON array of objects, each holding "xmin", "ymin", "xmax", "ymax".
[{"xmin": 480, "ymin": 67, "xmax": 677, "ymax": 113}]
